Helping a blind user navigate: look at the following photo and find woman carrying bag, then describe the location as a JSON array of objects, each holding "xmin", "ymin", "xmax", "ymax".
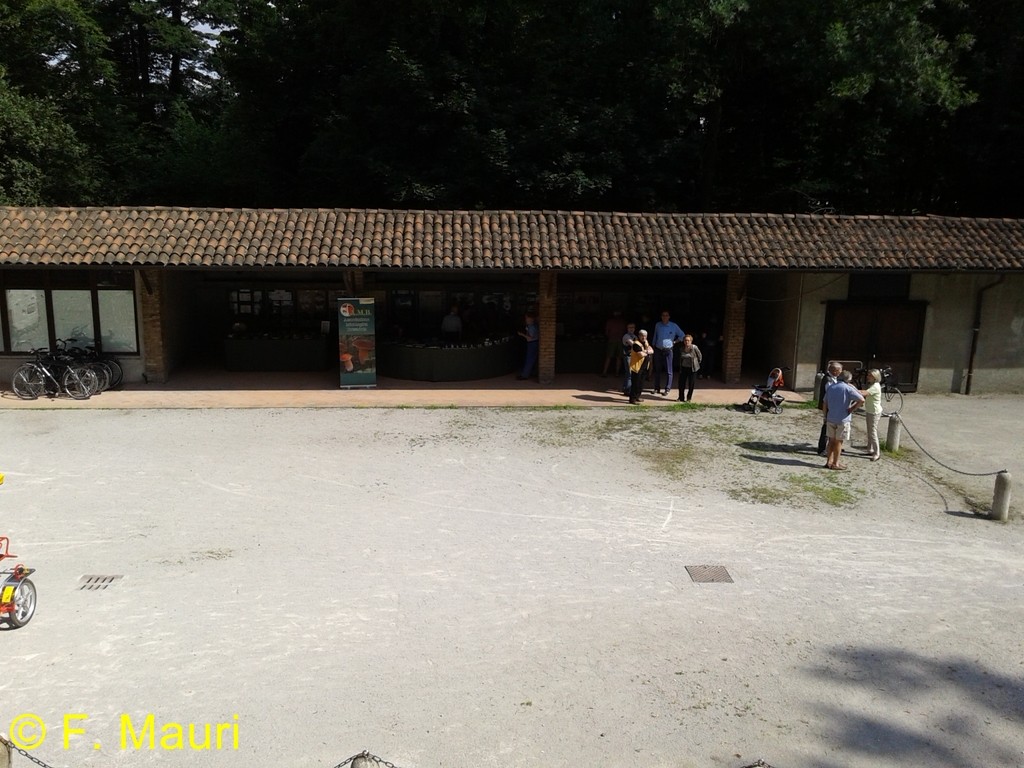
[
  {"xmin": 677, "ymin": 334, "xmax": 702, "ymax": 402},
  {"xmin": 629, "ymin": 330, "xmax": 654, "ymax": 404}
]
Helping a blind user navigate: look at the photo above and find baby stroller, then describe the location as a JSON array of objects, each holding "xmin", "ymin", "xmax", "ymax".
[{"xmin": 745, "ymin": 367, "xmax": 789, "ymax": 414}]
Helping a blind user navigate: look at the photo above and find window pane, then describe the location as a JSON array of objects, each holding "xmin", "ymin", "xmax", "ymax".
[
  {"xmin": 6, "ymin": 289, "xmax": 48, "ymax": 352},
  {"xmin": 53, "ymin": 289, "xmax": 95, "ymax": 347},
  {"xmin": 98, "ymin": 290, "xmax": 138, "ymax": 353}
]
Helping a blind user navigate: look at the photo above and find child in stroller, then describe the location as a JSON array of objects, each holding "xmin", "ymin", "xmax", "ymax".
[{"xmin": 745, "ymin": 367, "xmax": 789, "ymax": 414}]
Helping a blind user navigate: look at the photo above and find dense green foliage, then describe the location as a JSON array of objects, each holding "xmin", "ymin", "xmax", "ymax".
[{"xmin": 1, "ymin": 0, "xmax": 1020, "ymax": 214}]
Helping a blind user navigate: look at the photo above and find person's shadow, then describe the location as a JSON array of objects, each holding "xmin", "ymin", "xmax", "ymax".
[
  {"xmin": 737, "ymin": 440, "xmax": 823, "ymax": 467},
  {"xmin": 573, "ymin": 394, "xmax": 629, "ymax": 404}
]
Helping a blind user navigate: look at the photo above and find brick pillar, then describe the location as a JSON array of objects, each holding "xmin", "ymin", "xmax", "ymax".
[
  {"xmin": 344, "ymin": 269, "xmax": 365, "ymax": 295},
  {"xmin": 722, "ymin": 271, "xmax": 747, "ymax": 384},
  {"xmin": 138, "ymin": 269, "xmax": 170, "ymax": 383},
  {"xmin": 538, "ymin": 271, "xmax": 557, "ymax": 384}
]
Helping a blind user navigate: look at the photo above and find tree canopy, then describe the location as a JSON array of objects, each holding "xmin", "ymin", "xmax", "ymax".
[{"xmin": 1, "ymin": 0, "xmax": 1020, "ymax": 215}]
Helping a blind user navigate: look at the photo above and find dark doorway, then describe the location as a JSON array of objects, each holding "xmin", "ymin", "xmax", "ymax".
[{"xmin": 822, "ymin": 301, "xmax": 927, "ymax": 390}]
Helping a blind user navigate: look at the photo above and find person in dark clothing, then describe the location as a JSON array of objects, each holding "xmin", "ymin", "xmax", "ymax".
[
  {"xmin": 699, "ymin": 328, "xmax": 721, "ymax": 379},
  {"xmin": 517, "ymin": 313, "xmax": 539, "ymax": 380},
  {"xmin": 817, "ymin": 361, "xmax": 842, "ymax": 454}
]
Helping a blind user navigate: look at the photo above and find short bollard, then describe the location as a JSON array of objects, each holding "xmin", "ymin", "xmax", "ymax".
[
  {"xmin": 992, "ymin": 471, "xmax": 1012, "ymax": 522},
  {"xmin": 1, "ymin": 735, "xmax": 11, "ymax": 768},
  {"xmin": 352, "ymin": 756, "xmax": 371, "ymax": 768},
  {"xmin": 885, "ymin": 413, "xmax": 902, "ymax": 453}
]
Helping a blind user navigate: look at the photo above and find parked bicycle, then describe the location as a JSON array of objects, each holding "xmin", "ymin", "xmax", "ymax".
[
  {"xmin": 11, "ymin": 345, "xmax": 100, "ymax": 400},
  {"xmin": 62, "ymin": 338, "xmax": 124, "ymax": 390},
  {"xmin": 852, "ymin": 365, "xmax": 904, "ymax": 415},
  {"xmin": 63, "ymin": 328, "xmax": 125, "ymax": 389}
]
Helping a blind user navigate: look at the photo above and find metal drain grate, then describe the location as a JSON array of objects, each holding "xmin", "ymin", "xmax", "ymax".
[
  {"xmin": 685, "ymin": 565, "xmax": 733, "ymax": 583},
  {"xmin": 78, "ymin": 575, "xmax": 123, "ymax": 591}
]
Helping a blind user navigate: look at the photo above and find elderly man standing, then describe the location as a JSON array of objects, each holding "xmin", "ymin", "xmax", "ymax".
[
  {"xmin": 651, "ymin": 310, "xmax": 685, "ymax": 395},
  {"xmin": 817, "ymin": 361, "xmax": 842, "ymax": 455},
  {"xmin": 822, "ymin": 370, "xmax": 865, "ymax": 470}
]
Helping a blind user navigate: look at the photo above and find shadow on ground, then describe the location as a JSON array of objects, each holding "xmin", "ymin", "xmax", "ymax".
[{"xmin": 804, "ymin": 647, "xmax": 1024, "ymax": 768}]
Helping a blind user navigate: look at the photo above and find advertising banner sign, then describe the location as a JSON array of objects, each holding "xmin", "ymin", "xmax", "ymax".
[{"xmin": 338, "ymin": 298, "xmax": 376, "ymax": 388}]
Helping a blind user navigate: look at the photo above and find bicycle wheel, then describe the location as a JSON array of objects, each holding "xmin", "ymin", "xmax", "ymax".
[
  {"xmin": 104, "ymin": 357, "xmax": 124, "ymax": 389},
  {"xmin": 12, "ymin": 364, "xmax": 45, "ymax": 400},
  {"xmin": 89, "ymin": 362, "xmax": 111, "ymax": 393},
  {"xmin": 62, "ymin": 366, "xmax": 99, "ymax": 399},
  {"xmin": 882, "ymin": 388, "xmax": 904, "ymax": 416}
]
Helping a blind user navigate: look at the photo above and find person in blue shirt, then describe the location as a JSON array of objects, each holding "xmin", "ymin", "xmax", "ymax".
[
  {"xmin": 651, "ymin": 310, "xmax": 685, "ymax": 394},
  {"xmin": 817, "ymin": 361, "xmax": 842, "ymax": 454},
  {"xmin": 823, "ymin": 370, "xmax": 865, "ymax": 470}
]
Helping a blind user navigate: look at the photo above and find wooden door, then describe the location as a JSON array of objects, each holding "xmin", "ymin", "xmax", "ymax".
[{"xmin": 823, "ymin": 301, "xmax": 926, "ymax": 390}]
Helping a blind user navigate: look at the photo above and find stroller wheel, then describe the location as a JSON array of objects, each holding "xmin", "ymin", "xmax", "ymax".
[
  {"xmin": 772, "ymin": 405, "xmax": 783, "ymax": 414},
  {"xmin": 752, "ymin": 403, "xmax": 761, "ymax": 415}
]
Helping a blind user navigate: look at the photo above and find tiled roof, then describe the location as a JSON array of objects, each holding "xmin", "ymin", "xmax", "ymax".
[{"xmin": 1, "ymin": 207, "xmax": 1022, "ymax": 271}]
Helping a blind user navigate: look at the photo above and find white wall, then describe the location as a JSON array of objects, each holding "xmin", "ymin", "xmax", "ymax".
[{"xmin": 913, "ymin": 273, "xmax": 1024, "ymax": 394}]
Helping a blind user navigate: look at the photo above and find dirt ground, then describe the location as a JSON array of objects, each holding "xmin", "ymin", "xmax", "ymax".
[{"xmin": 1, "ymin": 395, "xmax": 1022, "ymax": 768}]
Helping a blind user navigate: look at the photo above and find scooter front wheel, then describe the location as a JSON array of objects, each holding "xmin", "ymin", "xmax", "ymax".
[{"xmin": 8, "ymin": 578, "xmax": 37, "ymax": 628}]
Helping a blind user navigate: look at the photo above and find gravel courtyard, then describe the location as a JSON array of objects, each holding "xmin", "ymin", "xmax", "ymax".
[{"xmin": 1, "ymin": 396, "xmax": 1022, "ymax": 768}]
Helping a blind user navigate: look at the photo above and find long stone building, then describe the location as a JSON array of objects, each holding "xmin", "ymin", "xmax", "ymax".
[{"xmin": 1, "ymin": 207, "xmax": 1022, "ymax": 393}]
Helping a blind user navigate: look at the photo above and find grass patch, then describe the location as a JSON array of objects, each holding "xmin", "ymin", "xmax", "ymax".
[
  {"xmin": 524, "ymin": 414, "xmax": 582, "ymax": 446},
  {"xmin": 522, "ymin": 410, "xmax": 686, "ymax": 447},
  {"xmin": 785, "ymin": 473, "xmax": 859, "ymax": 505},
  {"xmin": 522, "ymin": 412, "xmax": 628, "ymax": 446},
  {"xmin": 635, "ymin": 444, "xmax": 697, "ymax": 476},
  {"xmin": 881, "ymin": 444, "xmax": 908, "ymax": 459},
  {"xmin": 521, "ymin": 404, "xmax": 585, "ymax": 411},
  {"xmin": 626, "ymin": 414, "xmax": 677, "ymax": 443},
  {"xmin": 698, "ymin": 423, "xmax": 752, "ymax": 444},
  {"xmin": 728, "ymin": 473, "xmax": 860, "ymax": 507},
  {"xmin": 665, "ymin": 401, "xmax": 710, "ymax": 412},
  {"xmin": 588, "ymin": 414, "xmax": 650, "ymax": 440},
  {"xmin": 727, "ymin": 485, "xmax": 792, "ymax": 505}
]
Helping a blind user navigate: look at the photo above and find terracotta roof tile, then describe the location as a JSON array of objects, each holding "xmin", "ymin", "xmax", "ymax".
[{"xmin": 1, "ymin": 207, "xmax": 1023, "ymax": 271}]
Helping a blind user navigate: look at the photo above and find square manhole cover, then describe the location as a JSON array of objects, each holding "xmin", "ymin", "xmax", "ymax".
[
  {"xmin": 685, "ymin": 565, "xmax": 733, "ymax": 583},
  {"xmin": 78, "ymin": 575, "xmax": 123, "ymax": 591}
]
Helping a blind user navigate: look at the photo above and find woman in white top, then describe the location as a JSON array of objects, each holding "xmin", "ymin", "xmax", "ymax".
[{"xmin": 861, "ymin": 369, "xmax": 883, "ymax": 461}]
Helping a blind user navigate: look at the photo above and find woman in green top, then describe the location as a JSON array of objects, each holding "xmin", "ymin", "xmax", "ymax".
[{"xmin": 862, "ymin": 369, "xmax": 883, "ymax": 461}]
